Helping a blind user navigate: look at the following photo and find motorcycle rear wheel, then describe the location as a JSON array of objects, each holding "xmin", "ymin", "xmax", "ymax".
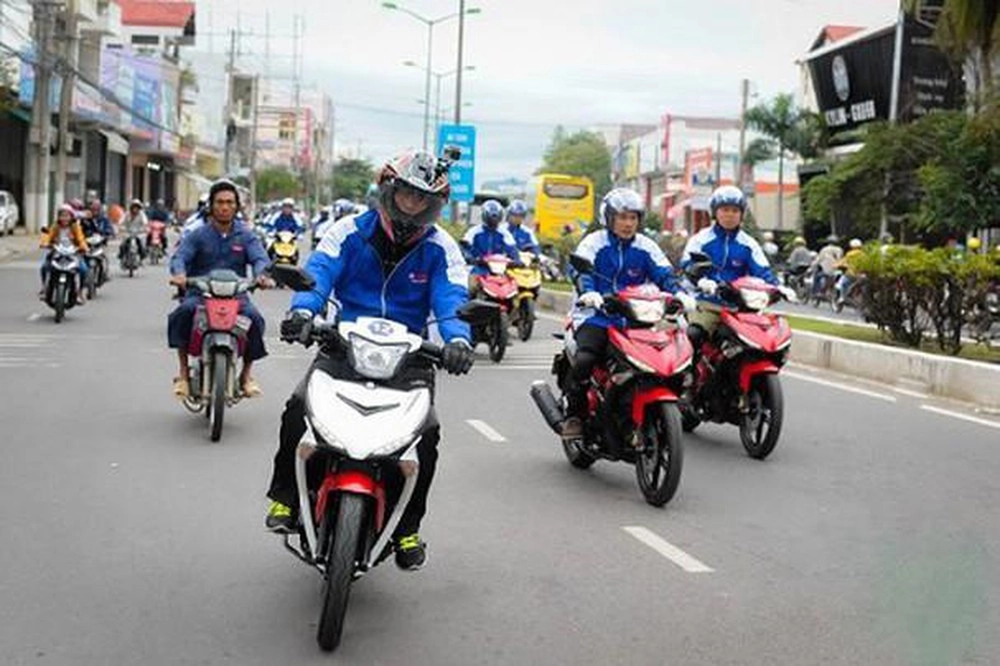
[
  {"xmin": 209, "ymin": 352, "xmax": 227, "ymax": 442},
  {"xmin": 317, "ymin": 493, "xmax": 365, "ymax": 652},
  {"xmin": 562, "ymin": 436, "xmax": 596, "ymax": 469},
  {"xmin": 518, "ymin": 299, "xmax": 535, "ymax": 342},
  {"xmin": 635, "ymin": 403, "xmax": 684, "ymax": 507},
  {"xmin": 54, "ymin": 283, "xmax": 66, "ymax": 323},
  {"xmin": 489, "ymin": 312, "xmax": 509, "ymax": 363},
  {"xmin": 739, "ymin": 374, "xmax": 784, "ymax": 460}
]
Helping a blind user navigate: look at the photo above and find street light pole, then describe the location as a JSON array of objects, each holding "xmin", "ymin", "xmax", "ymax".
[{"xmin": 422, "ymin": 22, "xmax": 433, "ymax": 151}]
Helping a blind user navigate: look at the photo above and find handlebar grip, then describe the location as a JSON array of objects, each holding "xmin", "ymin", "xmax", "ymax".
[{"xmin": 420, "ymin": 340, "xmax": 444, "ymax": 361}]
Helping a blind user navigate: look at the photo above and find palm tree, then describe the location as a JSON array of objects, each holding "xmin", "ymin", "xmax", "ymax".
[{"xmin": 744, "ymin": 94, "xmax": 800, "ymax": 230}]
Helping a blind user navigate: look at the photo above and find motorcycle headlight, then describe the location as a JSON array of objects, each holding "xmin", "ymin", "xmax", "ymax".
[
  {"xmin": 487, "ymin": 260, "xmax": 508, "ymax": 275},
  {"xmin": 208, "ymin": 279, "xmax": 238, "ymax": 297},
  {"xmin": 740, "ymin": 288, "xmax": 770, "ymax": 311},
  {"xmin": 347, "ymin": 333, "xmax": 409, "ymax": 380},
  {"xmin": 628, "ymin": 298, "xmax": 665, "ymax": 324}
]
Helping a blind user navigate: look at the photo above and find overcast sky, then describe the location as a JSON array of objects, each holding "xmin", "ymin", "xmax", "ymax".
[{"xmin": 192, "ymin": 0, "xmax": 899, "ymax": 183}]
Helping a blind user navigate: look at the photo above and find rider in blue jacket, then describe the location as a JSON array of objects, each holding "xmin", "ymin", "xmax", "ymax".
[
  {"xmin": 680, "ymin": 186, "xmax": 794, "ymax": 346},
  {"xmin": 266, "ymin": 150, "xmax": 475, "ymax": 571},
  {"xmin": 266, "ymin": 198, "xmax": 305, "ymax": 235},
  {"xmin": 561, "ymin": 188, "xmax": 696, "ymax": 440},
  {"xmin": 462, "ymin": 199, "xmax": 520, "ymax": 282},
  {"xmin": 502, "ymin": 199, "xmax": 540, "ymax": 257}
]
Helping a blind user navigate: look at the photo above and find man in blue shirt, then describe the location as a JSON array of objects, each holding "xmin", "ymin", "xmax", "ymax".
[
  {"xmin": 80, "ymin": 199, "xmax": 115, "ymax": 239},
  {"xmin": 167, "ymin": 179, "xmax": 273, "ymax": 398},
  {"xmin": 265, "ymin": 150, "xmax": 474, "ymax": 571},
  {"xmin": 266, "ymin": 198, "xmax": 305, "ymax": 235},
  {"xmin": 502, "ymin": 199, "xmax": 540, "ymax": 257}
]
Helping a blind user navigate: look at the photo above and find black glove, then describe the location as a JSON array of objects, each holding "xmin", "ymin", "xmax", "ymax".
[
  {"xmin": 280, "ymin": 309, "xmax": 313, "ymax": 343},
  {"xmin": 441, "ymin": 340, "xmax": 474, "ymax": 375}
]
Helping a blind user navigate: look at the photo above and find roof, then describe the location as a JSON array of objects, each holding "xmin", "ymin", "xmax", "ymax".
[
  {"xmin": 119, "ymin": 0, "xmax": 195, "ymax": 29},
  {"xmin": 809, "ymin": 24, "xmax": 865, "ymax": 51}
]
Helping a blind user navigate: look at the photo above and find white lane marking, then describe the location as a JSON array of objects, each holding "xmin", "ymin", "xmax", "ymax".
[
  {"xmin": 893, "ymin": 387, "xmax": 929, "ymax": 399},
  {"xmin": 784, "ymin": 370, "xmax": 897, "ymax": 403},
  {"xmin": 473, "ymin": 365, "xmax": 551, "ymax": 371},
  {"xmin": 466, "ymin": 419, "xmax": 507, "ymax": 442},
  {"xmin": 27, "ymin": 313, "xmax": 42, "ymax": 322},
  {"xmin": 623, "ymin": 526, "xmax": 714, "ymax": 573},
  {"xmin": 920, "ymin": 405, "xmax": 1000, "ymax": 430}
]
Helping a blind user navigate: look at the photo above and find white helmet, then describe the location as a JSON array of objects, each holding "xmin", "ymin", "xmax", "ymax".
[
  {"xmin": 281, "ymin": 197, "xmax": 295, "ymax": 207},
  {"xmin": 849, "ymin": 238, "xmax": 863, "ymax": 249},
  {"xmin": 598, "ymin": 187, "xmax": 644, "ymax": 228}
]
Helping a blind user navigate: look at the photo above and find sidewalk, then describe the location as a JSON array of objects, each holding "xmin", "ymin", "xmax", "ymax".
[{"xmin": 0, "ymin": 228, "xmax": 41, "ymax": 263}]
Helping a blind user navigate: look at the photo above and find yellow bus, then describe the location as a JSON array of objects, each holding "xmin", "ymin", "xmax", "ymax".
[{"xmin": 527, "ymin": 173, "xmax": 594, "ymax": 243}]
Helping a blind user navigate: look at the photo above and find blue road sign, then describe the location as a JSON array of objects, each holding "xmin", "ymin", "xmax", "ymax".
[{"xmin": 436, "ymin": 123, "xmax": 476, "ymax": 203}]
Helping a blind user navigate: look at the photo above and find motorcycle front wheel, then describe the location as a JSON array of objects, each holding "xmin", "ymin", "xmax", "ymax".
[
  {"xmin": 317, "ymin": 493, "xmax": 365, "ymax": 652},
  {"xmin": 209, "ymin": 352, "xmax": 228, "ymax": 442},
  {"xmin": 739, "ymin": 374, "xmax": 784, "ymax": 460},
  {"xmin": 635, "ymin": 402, "xmax": 684, "ymax": 507},
  {"xmin": 53, "ymin": 283, "xmax": 66, "ymax": 323},
  {"xmin": 518, "ymin": 299, "xmax": 535, "ymax": 341},
  {"xmin": 489, "ymin": 312, "xmax": 509, "ymax": 363}
]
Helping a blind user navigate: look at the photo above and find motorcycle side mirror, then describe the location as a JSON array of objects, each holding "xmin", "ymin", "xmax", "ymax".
[
  {"xmin": 269, "ymin": 263, "xmax": 316, "ymax": 292},
  {"xmin": 685, "ymin": 253, "xmax": 714, "ymax": 281},
  {"xmin": 457, "ymin": 299, "xmax": 500, "ymax": 325},
  {"xmin": 569, "ymin": 254, "xmax": 594, "ymax": 274}
]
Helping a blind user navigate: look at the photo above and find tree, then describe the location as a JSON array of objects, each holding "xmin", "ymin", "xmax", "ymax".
[
  {"xmin": 330, "ymin": 157, "xmax": 375, "ymax": 201},
  {"xmin": 742, "ymin": 138, "xmax": 775, "ymax": 170},
  {"xmin": 538, "ymin": 127, "xmax": 613, "ymax": 208},
  {"xmin": 744, "ymin": 94, "xmax": 809, "ymax": 230},
  {"xmin": 255, "ymin": 167, "xmax": 299, "ymax": 202}
]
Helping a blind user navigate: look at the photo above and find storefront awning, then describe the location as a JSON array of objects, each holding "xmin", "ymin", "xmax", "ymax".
[{"xmin": 100, "ymin": 130, "xmax": 130, "ymax": 156}]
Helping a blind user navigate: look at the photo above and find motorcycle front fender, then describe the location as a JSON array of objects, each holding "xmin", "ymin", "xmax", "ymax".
[
  {"xmin": 202, "ymin": 332, "xmax": 236, "ymax": 355},
  {"xmin": 738, "ymin": 359, "xmax": 780, "ymax": 394},
  {"xmin": 631, "ymin": 385, "xmax": 679, "ymax": 426}
]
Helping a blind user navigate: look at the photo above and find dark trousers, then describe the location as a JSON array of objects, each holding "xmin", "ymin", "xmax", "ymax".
[
  {"xmin": 566, "ymin": 323, "xmax": 609, "ymax": 417},
  {"xmin": 267, "ymin": 356, "xmax": 440, "ymax": 537},
  {"xmin": 166, "ymin": 294, "xmax": 267, "ymax": 361}
]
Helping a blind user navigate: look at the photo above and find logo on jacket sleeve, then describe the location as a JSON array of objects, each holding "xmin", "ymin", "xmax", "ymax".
[{"xmin": 408, "ymin": 271, "xmax": 429, "ymax": 284}]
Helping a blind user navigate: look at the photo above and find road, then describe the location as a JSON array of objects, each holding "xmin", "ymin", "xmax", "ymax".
[{"xmin": 1, "ymin": 240, "xmax": 999, "ymax": 665}]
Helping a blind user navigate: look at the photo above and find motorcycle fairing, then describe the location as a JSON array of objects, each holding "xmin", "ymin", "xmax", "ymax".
[
  {"xmin": 720, "ymin": 309, "xmax": 791, "ymax": 354},
  {"xmin": 608, "ymin": 326, "xmax": 693, "ymax": 377}
]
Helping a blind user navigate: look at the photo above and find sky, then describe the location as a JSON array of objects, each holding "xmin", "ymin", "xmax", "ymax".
[{"xmin": 189, "ymin": 0, "xmax": 900, "ymax": 184}]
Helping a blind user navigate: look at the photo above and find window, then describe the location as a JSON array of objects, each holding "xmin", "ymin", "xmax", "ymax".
[
  {"xmin": 130, "ymin": 34, "xmax": 160, "ymax": 46},
  {"xmin": 543, "ymin": 182, "xmax": 589, "ymax": 199},
  {"xmin": 278, "ymin": 114, "xmax": 296, "ymax": 141}
]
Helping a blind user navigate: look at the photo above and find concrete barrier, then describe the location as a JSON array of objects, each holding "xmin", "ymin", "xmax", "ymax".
[{"xmin": 539, "ymin": 288, "xmax": 1000, "ymax": 409}]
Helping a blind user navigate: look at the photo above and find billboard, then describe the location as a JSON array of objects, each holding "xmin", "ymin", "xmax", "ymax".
[{"xmin": 436, "ymin": 123, "xmax": 476, "ymax": 203}]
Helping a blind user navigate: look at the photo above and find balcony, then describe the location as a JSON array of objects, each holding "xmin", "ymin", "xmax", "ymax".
[{"xmin": 80, "ymin": 0, "xmax": 122, "ymax": 38}]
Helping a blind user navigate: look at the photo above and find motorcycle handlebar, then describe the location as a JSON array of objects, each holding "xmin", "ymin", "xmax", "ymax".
[{"xmin": 291, "ymin": 320, "xmax": 446, "ymax": 366}]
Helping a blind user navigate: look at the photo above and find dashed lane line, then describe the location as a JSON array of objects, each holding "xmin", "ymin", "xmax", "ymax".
[
  {"xmin": 466, "ymin": 419, "xmax": 507, "ymax": 442},
  {"xmin": 623, "ymin": 526, "xmax": 714, "ymax": 573},
  {"xmin": 784, "ymin": 370, "xmax": 897, "ymax": 403},
  {"xmin": 920, "ymin": 405, "xmax": 1000, "ymax": 430}
]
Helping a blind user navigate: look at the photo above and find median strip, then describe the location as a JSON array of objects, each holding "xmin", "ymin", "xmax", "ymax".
[{"xmin": 623, "ymin": 526, "xmax": 713, "ymax": 573}]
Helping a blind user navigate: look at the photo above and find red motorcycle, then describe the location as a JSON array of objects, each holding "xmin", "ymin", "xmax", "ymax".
[
  {"xmin": 148, "ymin": 220, "xmax": 167, "ymax": 265},
  {"xmin": 682, "ymin": 274, "xmax": 792, "ymax": 460},
  {"xmin": 181, "ymin": 269, "xmax": 258, "ymax": 441},
  {"xmin": 470, "ymin": 253, "xmax": 518, "ymax": 362},
  {"xmin": 531, "ymin": 280, "xmax": 692, "ymax": 507}
]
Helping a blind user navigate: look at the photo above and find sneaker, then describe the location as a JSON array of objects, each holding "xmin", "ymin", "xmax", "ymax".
[
  {"xmin": 394, "ymin": 533, "xmax": 427, "ymax": 571},
  {"xmin": 265, "ymin": 500, "xmax": 296, "ymax": 533},
  {"xmin": 561, "ymin": 416, "xmax": 583, "ymax": 440}
]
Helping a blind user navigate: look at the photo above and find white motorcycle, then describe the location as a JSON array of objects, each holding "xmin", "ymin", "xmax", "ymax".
[{"xmin": 271, "ymin": 264, "xmax": 493, "ymax": 652}]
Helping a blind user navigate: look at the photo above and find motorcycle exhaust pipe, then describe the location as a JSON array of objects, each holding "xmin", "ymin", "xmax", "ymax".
[{"xmin": 530, "ymin": 381, "xmax": 564, "ymax": 434}]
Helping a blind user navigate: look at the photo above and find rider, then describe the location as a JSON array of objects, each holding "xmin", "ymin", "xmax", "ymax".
[
  {"xmin": 835, "ymin": 238, "xmax": 864, "ymax": 305},
  {"xmin": 680, "ymin": 186, "xmax": 793, "ymax": 349},
  {"xmin": 267, "ymin": 197, "xmax": 305, "ymax": 235},
  {"xmin": 120, "ymin": 199, "xmax": 149, "ymax": 262},
  {"xmin": 313, "ymin": 198, "xmax": 356, "ymax": 243},
  {"xmin": 761, "ymin": 230, "xmax": 780, "ymax": 266},
  {"xmin": 80, "ymin": 199, "xmax": 115, "ymax": 239},
  {"xmin": 502, "ymin": 199, "xmax": 540, "ymax": 258},
  {"xmin": 811, "ymin": 234, "xmax": 843, "ymax": 299},
  {"xmin": 462, "ymin": 199, "xmax": 520, "ymax": 292},
  {"xmin": 167, "ymin": 179, "xmax": 273, "ymax": 399},
  {"xmin": 39, "ymin": 204, "xmax": 89, "ymax": 303},
  {"xmin": 561, "ymin": 187, "xmax": 697, "ymax": 440},
  {"xmin": 266, "ymin": 149, "xmax": 475, "ymax": 571},
  {"xmin": 786, "ymin": 236, "xmax": 812, "ymax": 272}
]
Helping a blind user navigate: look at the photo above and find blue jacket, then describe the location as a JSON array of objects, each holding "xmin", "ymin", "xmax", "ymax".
[
  {"xmin": 681, "ymin": 224, "xmax": 777, "ymax": 286},
  {"xmin": 569, "ymin": 229, "xmax": 681, "ymax": 329},
  {"xmin": 170, "ymin": 219, "xmax": 269, "ymax": 279},
  {"xmin": 267, "ymin": 213, "xmax": 304, "ymax": 235},
  {"xmin": 461, "ymin": 224, "xmax": 519, "ymax": 275},
  {"xmin": 503, "ymin": 222, "xmax": 540, "ymax": 255},
  {"xmin": 291, "ymin": 210, "xmax": 471, "ymax": 344}
]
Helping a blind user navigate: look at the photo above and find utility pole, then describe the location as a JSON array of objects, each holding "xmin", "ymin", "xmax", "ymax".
[
  {"xmin": 54, "ymin": 0, "xmax": 78, "ymax": 206},
  {"xmin": 736, "ymin": 78, "xmax": 749, "ymax": 189},
  {"xmin": 27, "ymin": 0, "xmax": 58, "ymax": 233},
  {"xmin": 715, "ymin": 132, "xmax": 722, "ymax": 185},
  {"xmin": 248, "ymin": 74, "xmax": 259, "ymax": 215},
  {"xmin": 449, "ymin": 0, "xmax": 466, "ymax": 225},
  {"xmin": 223, "ymin": 28, "xmax": 235, "ymax": 175}
]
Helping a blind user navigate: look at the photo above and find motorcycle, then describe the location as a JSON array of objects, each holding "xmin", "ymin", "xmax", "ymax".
[
  {"xmin": 469, "ymin": 253, "xmax": 518, "ymax": 362},
  {"xmin": 783, "ymin": 264, "xmax": 812, "ymax": 303},
  {"xmin": 179, "ymin": 269, "xmax": 260, "ymax": 442},
  {"xmin": 268, "ymin": 230, "xmax": 300, "ymax": 266},
  {"xmin": 43, "ymin": 241, "xmax": 83, "ymax": 323},
  {"xmin": 682, "ymin": 259, "xmax": 792, "ymax": 460},
  {"xmin": 530, "ymin": 256, "xmax": 691, "ymax": 507},
  {"xmin": 121, "ymin": 234, "xmax": 142, "ymax": 277},
  {"xmin": 148, "ymin": 221, "xmax": 167, "ymax": 265},
  {"xmin": 507, "ymin": 251, "xmax": 542, "ymax": 341},
  {"xmin": 268, "ymin": 263, "xmax": 492, "ymax": 652},
  {"xmin": 83, "ymin": 234, "xmax": 110, "ymax": 299},
  {"xmin": 968, "ymin": 281, "xmax": 1000, "ymax": 344}
]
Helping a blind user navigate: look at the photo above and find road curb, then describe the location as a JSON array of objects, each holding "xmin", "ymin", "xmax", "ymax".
[{"xmin": 538, "ymin": 288, "xmax": 1000, "ymax": 410}]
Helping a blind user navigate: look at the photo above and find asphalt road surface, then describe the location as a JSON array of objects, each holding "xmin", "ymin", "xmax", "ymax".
[{"xmin": 1, "ymin": 241, "xmax": 998, "ymax": 665}]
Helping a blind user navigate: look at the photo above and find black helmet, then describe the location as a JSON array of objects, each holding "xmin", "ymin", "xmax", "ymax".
[
  {"xmin": 377, "ymin": 150, "xmax": 450, "ymax": 243},
  {"xmin": 209, "ymin": 178, "xmax": 241, "ymax": 209},
  {"xmin": 481, "ymin": 199, "xmax": 504, "ymax": 229}
]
